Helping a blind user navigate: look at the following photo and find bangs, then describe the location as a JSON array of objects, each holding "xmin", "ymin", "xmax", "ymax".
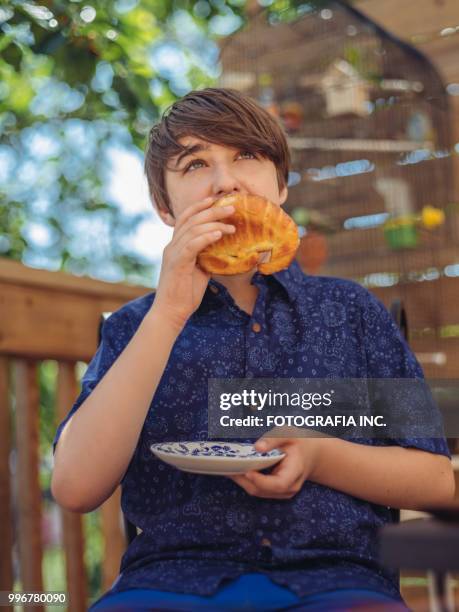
[{"xmin": 145, "ymin": 88, "xmax": 290, "ymax": 212}]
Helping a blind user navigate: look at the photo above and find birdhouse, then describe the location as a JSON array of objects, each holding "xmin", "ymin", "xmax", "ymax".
[{"xmin": 321, "ymin": 59, "xmax": 370, "ymax": 117}]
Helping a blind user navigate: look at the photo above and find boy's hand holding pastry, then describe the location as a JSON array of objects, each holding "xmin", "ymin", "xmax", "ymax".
[
  {"xmin": 152, "ymin": 193, "xmax": 299, "ymax": 332},
  {"xmin": 152, "ymin": 193, "xmax": 299, "ymax": 331},
  {"xmin": 151, "ymin": 196, "xmax": 236, "ymax": 331}
]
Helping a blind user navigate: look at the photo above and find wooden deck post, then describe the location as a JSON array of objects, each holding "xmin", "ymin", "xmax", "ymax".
[
  {"xmin": 13, "ymin": 359, "xmax": 44, "ymax": 611},
  {"xmin": 56, "ymin": 362, "xmax": 88, "ymax": 612},
  {"xmin": 0, "ymin": 356, "xmax": 14, "ymax": 612}
]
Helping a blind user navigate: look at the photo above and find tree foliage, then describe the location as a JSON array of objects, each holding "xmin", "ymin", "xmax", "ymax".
[{"xmin": 0, "ymin": 0, "xmax": 245, "ymax": 283}]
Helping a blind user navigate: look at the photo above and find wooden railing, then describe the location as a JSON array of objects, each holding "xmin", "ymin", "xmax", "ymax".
[{"xmin": 0, "ymin": 258, "xmax": 149, "ymax": 611}]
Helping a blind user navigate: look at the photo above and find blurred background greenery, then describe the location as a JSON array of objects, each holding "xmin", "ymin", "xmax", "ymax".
[{"xmin": 0, "ymin": 0, "xmax": 246, "ymax": 283}]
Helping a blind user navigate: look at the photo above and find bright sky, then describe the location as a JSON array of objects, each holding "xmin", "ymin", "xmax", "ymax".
[
  {"xmin": 106, "ymin": 145, "xmax": 173, "ymax": 285},
  {"xmin": 5, "ymin": 9, "xmax": 246, "ymax": 286}
]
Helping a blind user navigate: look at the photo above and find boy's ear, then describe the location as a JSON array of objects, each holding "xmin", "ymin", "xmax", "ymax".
[
  {"xmin": 279, "ymin": 185, "xmax": 288, "ymax": 206},
  {"xmin": 157, "ymin": 206, "xmax": 176, "ymax": 227}
]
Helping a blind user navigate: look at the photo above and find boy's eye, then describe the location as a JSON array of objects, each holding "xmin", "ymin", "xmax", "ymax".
[
  {"xmin": 184, "ymin": 151, "xmax": 257, "ymax": 173},
  {"xmin": 184, "ymin": 159, "xmax": 205, "ymax": 173}
]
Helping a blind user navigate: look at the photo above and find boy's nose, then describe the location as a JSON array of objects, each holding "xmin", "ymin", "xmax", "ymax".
[{"xmin": 212, "ymin": 167, "xmax": 242, "ymax": 197}]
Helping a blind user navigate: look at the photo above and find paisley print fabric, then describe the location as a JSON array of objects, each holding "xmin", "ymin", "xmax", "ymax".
[{"xmin": 53, "ymin": 260, "xmax": 449, "ymax": 600}]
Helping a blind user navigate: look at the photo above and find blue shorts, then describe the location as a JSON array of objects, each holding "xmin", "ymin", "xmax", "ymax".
[{"xmin": 90, "ymin": 572, "xmax": 409, "ymax": 611}]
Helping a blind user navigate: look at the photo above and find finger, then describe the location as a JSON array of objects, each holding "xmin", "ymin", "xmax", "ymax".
[
  {"xmin": 290, "ymin": 471, "xmax": 305, "ymax": 494},
  {"xmin": 173, "ymin": 203, "xmax": 236, "ymax": 245},
  {"xmin": 244, "ymin": 469, "xmax": 289, "ymax": 493},
  {"xmin": 175, "ymin": 230, "xmax": 226, "ymax": 265},
  {"xmin": 272, "ymin": 458, "xmax": 305, "ymax": 491},
  {"xmin": 229, "ymin": 473, "xmax": 295, "ymax": 499},
  {"xmin": 245, "ymin": 457, "xmax": 301, "ymax": 494},
  {"xmin": 255, "ymin": 426, "xmax": 301, "ymax": 453},
  {"xmin": 255, "ymin": 436, "xmax": 288, "ymax": 454},
  {"xmin": 268, "ymin": 459, "xmax": 305, "ymax": 491},
  {"xmin": 173, "ymin": 221, "xmax": 236, "ymax": 254},
  {"xmin": 174, "ymin": 195, "xmax": 231, "ymax": 235},
  {"xmin": 227, "ymin": 474, "xmax": 259, "ymax": 495},
  {"xmin": 174, "ymin": 196, "xmax": 217, "ymax": 231}
]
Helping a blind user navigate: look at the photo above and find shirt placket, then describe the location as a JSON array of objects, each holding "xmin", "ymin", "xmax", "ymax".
[
  {"xmin": 208, "ymin": 278, "xmax": 277, "ymax": 565},
  {"xmin": 245, "ymin": 282, "xmax": 270, "ymax": 378}
]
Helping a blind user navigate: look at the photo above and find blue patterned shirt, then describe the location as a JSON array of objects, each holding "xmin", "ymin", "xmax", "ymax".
[{"xmin": 53, "ymin": 260, "xmax": 450, "ymax": 600}]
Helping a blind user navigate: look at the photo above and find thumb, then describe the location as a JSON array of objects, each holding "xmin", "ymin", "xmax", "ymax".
[
  {"xmin": 255, "ymin": 425, "xmax": 297, "ymax": 452},
  {"xmin": 254, "ymin": 436, "xmax": 286, "ymax": 453}
]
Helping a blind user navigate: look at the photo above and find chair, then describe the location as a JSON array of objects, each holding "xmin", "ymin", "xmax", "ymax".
[
  {"xmin": 390, "ymin": 298, "xmax": 409, "ymax": 343},
  {"xmin": 380, "ymin": 512, "xmax": 459, "ymax": 612},
  {"xmin": 381, "ymin": 301, "xmax": 459, "ymax": 611},
  {"xmin": 388, "ymin": 298, "xmax": 411, "ymax": 527}
]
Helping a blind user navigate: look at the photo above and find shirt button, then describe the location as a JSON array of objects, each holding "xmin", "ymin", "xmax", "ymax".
[
  {"xmin": 260, "ymin": 537, "xmax": 272, "ymax": 547},
  {"xmin": 252, "ymin": 322, "xmax": 261, "ymax": 333},
  {"xmin": 209, "ymin": 285, "xmax": 219, "ymax": 294}
]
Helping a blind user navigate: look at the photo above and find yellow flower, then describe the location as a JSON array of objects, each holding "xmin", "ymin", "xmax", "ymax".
[{"xmin": 421, "ymin": 205, "xmax": 445, "ymax": 229}]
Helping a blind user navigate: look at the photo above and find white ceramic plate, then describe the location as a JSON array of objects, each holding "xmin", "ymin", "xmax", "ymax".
[{"xmin": 150, "ymin": 441, "xmax": 286, "ymax": 475}]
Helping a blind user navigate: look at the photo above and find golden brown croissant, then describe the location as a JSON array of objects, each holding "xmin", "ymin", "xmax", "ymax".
[{"xmin": 197, "ymin": 194, "xmax": 299, "ymax": 275}]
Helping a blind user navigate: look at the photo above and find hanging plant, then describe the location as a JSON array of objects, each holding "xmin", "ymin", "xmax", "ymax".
[
  {"xmin": 383, "ymin": 216, "xmax": 418, "ymax": 250},
  {"xmin": 383, "ymin": 205, "xmax": 445, "ymax": 250}
]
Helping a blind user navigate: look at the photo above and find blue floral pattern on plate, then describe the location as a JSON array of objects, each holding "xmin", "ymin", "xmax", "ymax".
[
  {"xmin": 150, "ymin": 441, "xmax": 286, "ymax": 475},
  {"xmin": 151, "ymin": 441, "xmax": 283, "ymax": 458}
]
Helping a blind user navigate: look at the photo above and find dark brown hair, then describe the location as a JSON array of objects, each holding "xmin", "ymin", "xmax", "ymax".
[{"xmin": 144, "ymin": 87, "xmax": 291, "ymax": 214}]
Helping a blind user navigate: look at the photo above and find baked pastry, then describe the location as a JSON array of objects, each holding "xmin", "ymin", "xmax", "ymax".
[{"xmin": 197, "ymin": 194, "xmax": 299, "ymax": 275}]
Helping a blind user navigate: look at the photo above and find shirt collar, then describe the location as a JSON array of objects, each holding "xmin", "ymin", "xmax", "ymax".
[
  {"xmin": 271, "ymin": 259, "xmax": 305, "ymax": 301},
  {"xmin": 206, "ymin": 259, "xmax": 304, "ymax": 305}
]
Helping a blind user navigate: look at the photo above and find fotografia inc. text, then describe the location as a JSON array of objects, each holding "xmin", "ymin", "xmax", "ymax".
[{"xmin": 219, "ymin": 414, "xmax": 387, "ymax": 428}]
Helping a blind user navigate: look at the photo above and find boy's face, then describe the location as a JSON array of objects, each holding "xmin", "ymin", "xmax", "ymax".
[{"xmin": 160, "ymin": 136, "xmax": 288, "ymax": 225}]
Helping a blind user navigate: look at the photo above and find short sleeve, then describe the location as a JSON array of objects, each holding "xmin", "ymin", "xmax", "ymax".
[
  {"xmin": 359, "ymin": 289, "xmax": 450, "ymax": 458},
  {"xmin": 52, "ymin": 310, "xmax": 137, "ymax": 454}
]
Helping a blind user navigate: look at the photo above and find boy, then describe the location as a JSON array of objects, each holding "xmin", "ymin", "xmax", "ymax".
[{"xmin": 52, "ymin": 88, "xmax": 454, "ymax": 611}]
